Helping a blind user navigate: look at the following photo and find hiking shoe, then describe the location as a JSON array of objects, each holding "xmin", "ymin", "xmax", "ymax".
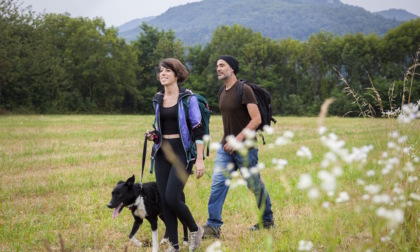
[
  {"xmin": 189, "ymin": 225, "xmax": 204, "ymax": 252},
  {"xmin": 249, "ymin": 220, "xmax": 276, "ymax": 231},
  {"xmin": 202, "ymin": 225, "xmax": 220, "ymax": 239}
]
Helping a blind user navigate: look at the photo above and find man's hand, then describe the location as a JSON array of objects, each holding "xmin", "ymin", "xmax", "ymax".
[{"xmin": 223, "ymin": 133, "xmax": 245, "ymax": 154}]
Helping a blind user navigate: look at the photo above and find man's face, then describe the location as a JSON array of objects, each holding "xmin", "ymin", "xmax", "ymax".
[{"xmin": 216, "ymin": 59, "xmax": 234, "ymax": 81}]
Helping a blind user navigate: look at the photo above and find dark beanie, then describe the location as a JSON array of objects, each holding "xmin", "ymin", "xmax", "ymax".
[{"xmin": 219, "ymin": 55, "xmax": 239, "ymax": 74}]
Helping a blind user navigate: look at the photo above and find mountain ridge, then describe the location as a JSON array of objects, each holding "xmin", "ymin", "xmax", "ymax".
[{"xmin": 117, "ymin": 0, "xmax": 417, "ymax": 45}]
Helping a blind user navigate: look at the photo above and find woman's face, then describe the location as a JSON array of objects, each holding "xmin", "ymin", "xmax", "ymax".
[{"xmin": 159, "ymin": 66, "xmax": 177, "ymax": 86}]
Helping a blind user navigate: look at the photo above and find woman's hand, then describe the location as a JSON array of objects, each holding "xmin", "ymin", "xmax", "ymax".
[
  {"xmin": 146, "ymin": 130, "xmax": 155, "ymax": 141},
  {"xmin": 195, "ymin": 158, "xmax": 205, "ymax": 179}
]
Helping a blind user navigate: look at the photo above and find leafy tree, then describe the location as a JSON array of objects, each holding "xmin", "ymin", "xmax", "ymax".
[
  {"xmin": 131, "ymin": 23, "xmax": 185, "ymax": 113},
  {"xmin": 0, "ymin": 0, "xmax": 35, "ymax": 111}
]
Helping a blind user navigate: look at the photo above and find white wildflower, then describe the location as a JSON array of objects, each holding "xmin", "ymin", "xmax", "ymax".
[
  {"xmin": 392, "ymin": 187, "xmax": 403, "ymax": 195},
  {"xmin": 321, "ymin": 159, "xmax": 330, "ymax": 168},
  {"xmin": 275, "ymin": 159, "xmax": 288, "ymax": 170},
  {"xmin": 284, "ymin": 130, "xmax": 295, "ymax": 139},
  {"xmin": 391, "ymin": 131, "xmax": 399, "ymax": 139},
  {"xmin": 376, "ymin": 207, "xmax": 404, "ymax": 227},
  {"xmin": 206, "ymin": 240, "xmax": 222, "ymax": 252},
  {"xmin": 332, "ymin": 166, "xmax": 343, "ymax": 177},
  {"xmin": 357, "ymin": 179, "xmax": 366, "ymax": 185},
  {"xmin": 325, "ymin": 152, "xmax": 337, "ymax": 162},
  {"xmin": 403, "ymin": 162, "xmax": 415, "ymax": 172},
  {"xmin": 365, "ymin": 184, "xmax": 382, "ymax": 195},
  {"xmin": 336, "ymin": 191, "xmax": 350, "ymax": 203},
  {"xmin": 372, "ymin": 194, "xmax": 391, "ymax": 204},
  {"xmin": 388, "ymin": 142, "xmax": 396, "ymax": 149},
  {"xmin": 227, "ymin": 163, "xmax": 235, "ymax": 171},
  {"xmin": 240, "ymin": 168, "xmax": 251, "ymax": 179},
  {"xmin": 298, "ymin": 240, "xmax": 313, "ymax": 251},
  {"xmin": 398, "ymin": 103, "xmax": 420, "ymax": 123},
  {"xmin": 322, "ymin": 202, "xmax": 330, "ymax": 209},
  {"xmin": 381, "ymin": 236, "xmax": 391, "ymax": 242},
  {"xmin": 297, "ymin": 146, "xmax": 312, "ymax": 159},
  {"xmin": 226, "ymin": 135, "xmax": 245, "ymax": 151},
  {"xmin": 318, "ymin": 126, "xmax": 327, "ymax": 135},
  {"xmin": 398, "ymin": 135, "xmax": 407, "ymax": 144},
  {"xmin": 308, "ymin": 188, "xmax": 320, "ymax": 199},
  {"xmin": 244, "ymin": 139, "xmax": 254, "ymax": 148},
  {"xmin": 408, "ymin": 176, "xmax": 418, "ymax": 183},
  {"xmin": 231, "ymin": 179, "xmax": 247, "ymax": 189},
  {"xmin": 298, "ymin": 174, "xmax": 312, "ymax": 190},
  {"xmin": 203, "ymin": 134, "xmax": 211, "ymax": 143},
  {"xmin": 409, "ymin": 193, "xmax": 420, "ymax": 201},
  {"xmin": 243, "ymin": 128, "xmax": 256, "ymax": 139},
  {"xmin": 318, "ymin": 170, "xmax": 336, "ymax": 192},
  {"xmin": 231, "ymin": 171, "xmax": 240, "ymax": 178},
  {"xmin": 250, "ymin": 167, "xmax": 259, "ymax": 175},
  {"xmin": 275, "ymin": 136, "xmax": 290, "ymax": 146},
  {"xmin": 257, "ymin": 162, "xmax": 265, "ymax": 170},
  {"xmin": 263, "ymin": 125, "xmax": 274, "ymax": 135},
  {"xmin": 362, "ymin": 194, "xmax": 370, "ymax": 200},
  {"xmin": 366, "ymin": 170, "xmax": 375, "ymax": 177}
]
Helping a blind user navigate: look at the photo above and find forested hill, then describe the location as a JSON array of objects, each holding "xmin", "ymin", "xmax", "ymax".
[
  {"xmin": 117, "ymin": 0, "xmax": 407, "ymax": 45},
  {"xmin": 374, "ymin": 9, "xmax": 419, "ymax": 22}
]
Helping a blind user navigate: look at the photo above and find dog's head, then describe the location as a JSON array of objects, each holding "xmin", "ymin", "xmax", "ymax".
[{"xmin": 107, "ymin": 175, "xmax": 137, "ymax": 219}]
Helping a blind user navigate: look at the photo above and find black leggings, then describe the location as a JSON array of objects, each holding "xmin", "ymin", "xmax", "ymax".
[{"xmin": 154, "ymin": 138, "xmax": 198, "ymax": 245}]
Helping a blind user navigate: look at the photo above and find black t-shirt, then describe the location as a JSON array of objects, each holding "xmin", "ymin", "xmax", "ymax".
[{"xmin": 160, "ymin": 104, "xmax": 178, "ymax": 135}]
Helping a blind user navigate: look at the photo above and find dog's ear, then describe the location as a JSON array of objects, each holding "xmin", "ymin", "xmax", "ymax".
[
  {"xmin": 117, "ymin": 180, "xmax": 124, "ymax": 185},
  {"xmin": 126, "ymin": 175, "xmax": 135, "ymax": 188}
]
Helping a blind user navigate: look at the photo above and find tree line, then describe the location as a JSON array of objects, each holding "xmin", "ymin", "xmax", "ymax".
[{"xmin": 1, "ymin": 0, "xmax": 419, "ymax": 116}]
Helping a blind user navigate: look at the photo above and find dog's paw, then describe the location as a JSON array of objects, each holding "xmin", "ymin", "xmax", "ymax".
[
  {"xmin": 130, "ymin": 237, "xmax": 142, "ymax": 247},
  {"xmin": 160, "ymin": 238, "xmax": 168, "ymax": 245},
  {"xmin": 183, "ymin": 240, "xmax": 189, "ymax": 247}
]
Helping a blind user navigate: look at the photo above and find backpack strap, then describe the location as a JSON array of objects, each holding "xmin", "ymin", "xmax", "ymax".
[
  {"xmin": 182, "ymin": 94, "xmax": 210, "ymax": 159},
  {"xmin": 217, "ymin": 84, "xmax": 225, "ymax": 103},
  {"xmin": 217, "ymin": 81, "xmax": 245, "ymax": 105}
]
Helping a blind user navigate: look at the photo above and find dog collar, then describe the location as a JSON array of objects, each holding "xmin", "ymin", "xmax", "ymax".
[{"xmin": 127, "ymin": 196, "xmax": 141, "ymax": 210}]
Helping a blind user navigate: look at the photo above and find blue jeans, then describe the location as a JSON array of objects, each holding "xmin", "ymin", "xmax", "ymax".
[{"xmin": 206, "ymin": 147, "xmax": 274, "ymax": 228}]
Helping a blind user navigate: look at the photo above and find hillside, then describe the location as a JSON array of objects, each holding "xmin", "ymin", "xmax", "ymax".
[
  {"xmin": 117, "ymin": 0, "xmax": 405, "ymax": 45},
  {"xmin": 374, "ymin": 9, "xmax": 418, "ymax": 22}
]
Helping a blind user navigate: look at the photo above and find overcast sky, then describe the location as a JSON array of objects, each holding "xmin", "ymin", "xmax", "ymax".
[{"xmin": 21, "ymin": 0, "xmax": 420, "ymax": 27}]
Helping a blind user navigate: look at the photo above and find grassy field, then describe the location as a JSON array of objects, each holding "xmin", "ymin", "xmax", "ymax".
[{"xmin": 1, "ymin": 115, "xmax": 419, "ymax": 251}]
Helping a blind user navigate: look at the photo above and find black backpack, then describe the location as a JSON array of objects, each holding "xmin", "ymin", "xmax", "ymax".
[{"xmin": 217, "ymin": 79, "xmax": 276, "ymax": 144}]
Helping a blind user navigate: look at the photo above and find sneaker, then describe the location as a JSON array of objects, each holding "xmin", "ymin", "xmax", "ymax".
[
  {"xmin": 165, "ymin": 243, "xmax": 180, "ymax": 252},
  {"xmin": 202, "ymin": 225, "xmax": 220, "ymax": 239},
  {"xmin": 249, "ymin": 220, "xmax": 276, "ymax": 231},
  {"xmin": 189, "ymin": 225, "xmax": 204, "ymax": 252}
]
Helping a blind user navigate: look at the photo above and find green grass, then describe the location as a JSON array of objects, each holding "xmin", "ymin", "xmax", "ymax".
[{"xmin": 0, "ymin": 115, "xmax": 419, "ymax": 251}]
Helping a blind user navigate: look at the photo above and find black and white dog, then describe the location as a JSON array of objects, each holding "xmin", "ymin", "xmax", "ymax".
[{"xmin": 107, "ymin": 175, "xmax": 188, "ymax": 252}]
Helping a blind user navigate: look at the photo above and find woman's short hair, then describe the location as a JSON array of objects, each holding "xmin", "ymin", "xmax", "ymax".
[{"xmin": 157, "ymin": 58, "xmax": 189, "ymax": 83}]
